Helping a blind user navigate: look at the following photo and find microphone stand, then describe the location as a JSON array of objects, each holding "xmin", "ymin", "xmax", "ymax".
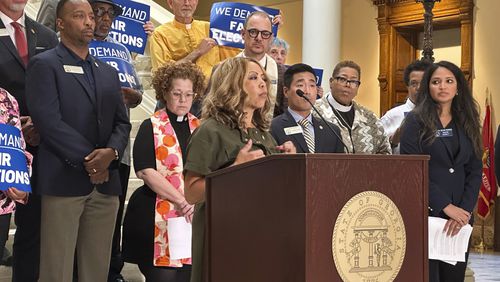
[{"xmin": 296, "ymin": 89, "xmax": 350, "ymax": 153}]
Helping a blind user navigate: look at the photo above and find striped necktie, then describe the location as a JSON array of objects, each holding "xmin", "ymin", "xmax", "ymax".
[{"xmin": 298, "ymin": 118, "xmax": 315, "ymax": 153}]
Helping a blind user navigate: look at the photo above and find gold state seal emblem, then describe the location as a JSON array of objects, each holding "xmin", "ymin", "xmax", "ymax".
[{"xmin": 332, "ymin": 191, "xmax": 406, "ymax": 282}]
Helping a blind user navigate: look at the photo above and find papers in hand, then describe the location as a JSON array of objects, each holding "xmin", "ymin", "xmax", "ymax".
[
  {"xmin": 428, "ymin": 216, "xmax": 472, "ymax": 265},
  {"xmin": 167, "ymin": 217, "xmax": 192, "ymax": 260}
]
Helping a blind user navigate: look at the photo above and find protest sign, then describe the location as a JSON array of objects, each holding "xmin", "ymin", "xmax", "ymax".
[
  {"xmin": 0, "ymin": 124, "xmax": 31, "ymax": 192},
  {"xmin": 209, "ymin": 2, "xmax": 279, "ymax": 49},
  {"xmin": 89, "ymin": 40, "xmax": 141, "ymax": 90},
  {"xmin": 109, "ymin": 0, "xmax": 150, "ymax": 54},
  {"xmin": 313, "ymin": 68, "xmax": 324, "ymax": 86}
]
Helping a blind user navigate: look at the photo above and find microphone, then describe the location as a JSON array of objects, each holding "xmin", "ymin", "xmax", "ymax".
[{"xmin": 296, "ymin": 89, "xmax": 350, "ymax": 153}]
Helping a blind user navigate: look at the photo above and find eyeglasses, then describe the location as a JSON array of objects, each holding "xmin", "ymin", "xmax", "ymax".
[
  {"xmin": 170, "ymin": 91, "xmax": 196, "ymax": 100},
  {"xmin": 93, "ymin": 7, "xmax": 117, "ymax": 18},
  {"xmin": 246, "ymin": 29, "xmax": 273, "ymax": 39},
  {"xmin": 409, "ymin": 81, "xmax": 421, "ymax": 89},
  {"xmin": 334, "ymin": 76, "xmax": 361, "ymax": 88}
]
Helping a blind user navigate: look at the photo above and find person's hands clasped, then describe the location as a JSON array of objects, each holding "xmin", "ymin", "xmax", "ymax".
[
  {"xmin": 89, "ymin": 170, "xmax": 109, "ymax": 185},
  {"xmin": 443, "ymin": 218, "xmax": 463, "ymax": 237},
  {"xmin": 443, "ymin": 204, "xmax": 470, "ymax": 227},
  {"xmin": 175, "ymin": 199, "xmax": 194, "ymax": 223},
  {"xmin": 233, "ymin": 140, "xmax": 265, "ymax": 166},
  {"xmin": 276, "ymin": 141, "xmax": 296, "ymax": 154},
  {"xmin": 84, "ymin": 148, "xmax": 115, "ymax": 183}
]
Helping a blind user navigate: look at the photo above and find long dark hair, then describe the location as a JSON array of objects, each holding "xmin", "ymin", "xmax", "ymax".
[{"xmin": 413, "ymin": 61, "xmax": 482, "ymax": 157}]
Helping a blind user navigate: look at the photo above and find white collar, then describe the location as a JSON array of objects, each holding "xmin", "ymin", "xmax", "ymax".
[
  {"xmin": 406, "ymin": 98, "xmax": 416, "ymax": 108},
  {"xmin": 0, "ymin": 10, "xmax": 25, "ymax": 28},
  {"xmin": 326, "ymin": 92, "xmax": 353, "ymax": 112},
  {"xmin": 288, "ymin": 107, "xmax": 312, "ymax": 124},
  {"xmin": 238, "ymin": 51, "xmax": 268, "ymax": 70}
]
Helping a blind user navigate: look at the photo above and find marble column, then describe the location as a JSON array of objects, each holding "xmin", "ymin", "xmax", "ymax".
[{"xmin": 302, "ymin": 0, "xmax": 341, "ymax": 90}]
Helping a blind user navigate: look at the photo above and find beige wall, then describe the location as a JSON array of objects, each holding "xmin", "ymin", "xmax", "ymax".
[
  {"xmin": 474, "ymin": 0, "xmax": 500, "ymax": 125},
  {"xmin": 417, "ymin": 28, "xmax": 462, "ymax": 66},
  {"xmin": 268, "ymin": 1, "xmax": 303, "ymax": 65},
  {"xmin": 340, "ymin": 0, "xmax": 380, "ymax": 116}
]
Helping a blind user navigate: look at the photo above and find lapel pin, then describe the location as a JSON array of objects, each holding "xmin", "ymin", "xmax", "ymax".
[
  {"xmin": 319, "ymin": 125, "xmax": 323, "ymax": 130},
  {"xmin": 94, "ymin": 61, "xmax": 98, "ymax": 67},
  {"xmin": 31, "ymin": 29, "xmax": 35, "ymax": 34}
]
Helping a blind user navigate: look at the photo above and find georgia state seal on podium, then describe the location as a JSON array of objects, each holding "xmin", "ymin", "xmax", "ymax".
[{"xmin": 332, "ymin": 191, "xmax": 407, "ymax": 282}]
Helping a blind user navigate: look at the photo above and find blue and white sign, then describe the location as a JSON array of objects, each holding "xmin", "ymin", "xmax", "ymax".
[
  {"xmin": 89, "ymin": 40, "xmax": 141, "ymax": 89},
  {"xmin": 0, "ymin": 124, "xmax": 31, "ymax": 192},
  {"xmin": 313, "ymin": 68, "xmax": 324, "ymax": 86},
  {"xmin": 209, "ymin": 2, "xmax": 279, "ymax": 49},
  {"xmin": 110, "ymin": 0, "xmax": 150, "ymax": 54}
]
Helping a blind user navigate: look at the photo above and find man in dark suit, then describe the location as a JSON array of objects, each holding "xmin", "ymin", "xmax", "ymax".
[
  {"xmin": 271, "ymin": 63, "xmax": 344, "ymax": 153},
  {"xmin": 0, "ymin": 0, "xmax": 57, "ymax": 280},
  {"xmin": 25, "ymin": 0, "xmax": 130, "ymax": 281}
]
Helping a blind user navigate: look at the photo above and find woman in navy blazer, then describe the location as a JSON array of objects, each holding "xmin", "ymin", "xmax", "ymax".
[{"xmin": 400, "ymin": 61, "xmax": 482, "ymax": 282}]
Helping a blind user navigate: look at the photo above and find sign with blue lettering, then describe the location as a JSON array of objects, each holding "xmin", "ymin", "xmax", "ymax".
[
  {"xmin": 0, "ymin": 124, "xmax": 31, "ymax": 192},
  {"xmin": 89, "ymin": 40, "xmax": 141, "ymax": 90},
  {"xmin": 209, "ymin": 2, "xmax": 279, "ymax": 49},
  {"xmin": 110, "ymin": 0, "xmax": 150, "ymax": 54}
]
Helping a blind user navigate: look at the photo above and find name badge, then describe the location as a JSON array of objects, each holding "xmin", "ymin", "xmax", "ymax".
[
  {"xmin": 63, "ymin": 65, "xmax": 84, "ymax": 74},
  {"xmin": 284, "ymin": 126, "xmax": 303, "ymax": 136},
  {"xmin": 0, "ymin": 29, "xmax": 8, "ymax": 36},
  {"xmin": 436, "ymin": 128, "xmax": 453, "ymax": 138}
]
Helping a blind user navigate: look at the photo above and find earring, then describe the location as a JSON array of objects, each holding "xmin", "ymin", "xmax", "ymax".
[{"xmin": 456, "ymin": 92, "xmax": 459, "ymax": 96}]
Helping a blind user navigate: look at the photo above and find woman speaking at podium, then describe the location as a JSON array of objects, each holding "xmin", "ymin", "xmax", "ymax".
[
  {"xmin": 400, "ymin": 61, "xmax": 482, "ymax": 281},
  {"xmin": 183, "ymin": 57, "xmax": 295, "ymax": 282}
]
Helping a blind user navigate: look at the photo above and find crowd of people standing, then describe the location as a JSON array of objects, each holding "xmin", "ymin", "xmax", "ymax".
[{"xmin": 0, "ymin": 0, "xmax": 485, "ymax": 282}]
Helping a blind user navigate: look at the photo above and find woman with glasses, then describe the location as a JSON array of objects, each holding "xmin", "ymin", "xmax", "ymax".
[
  {"xmin": 315, "ymin": 60, "xmax": 391, "ymax": 154},
  {"xmin": 122, "ymin": 63, "xmax": 205, "ymax": 282},
  {"xmin": 400, "ymin": 61, "xmax": 481, "ymax": 282},
  {"xmin": 183, "ymin": 57, "xmax": 295, "ymax": 282}
]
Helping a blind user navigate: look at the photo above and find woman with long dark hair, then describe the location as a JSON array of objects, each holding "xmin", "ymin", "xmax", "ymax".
[{"xmin": 400, "ymin": 61, "xmax": 482, "ymax": 281}]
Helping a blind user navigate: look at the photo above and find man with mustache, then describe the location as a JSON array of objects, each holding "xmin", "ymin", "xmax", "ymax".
[
  {"xmin": 0, "ymin": 0, "xmax": 57, "ymax": 280},
  {"xmin": 25, "ymin": 0, "xmax": 131, "ymax": 281}
]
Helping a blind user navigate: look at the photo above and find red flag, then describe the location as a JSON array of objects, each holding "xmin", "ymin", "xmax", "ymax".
[{"xmin": 477, "ymin": 96, "xmax": 497, "ymax": 219}]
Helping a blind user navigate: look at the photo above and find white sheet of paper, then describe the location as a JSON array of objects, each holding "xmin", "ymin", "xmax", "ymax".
[
  {"xmin": 428, "ymin": 216, "xmax": 472, "ymax": 263},
  {"xmin": 167, "ymin": 217, "xmax": 192, "ymax": 260}
]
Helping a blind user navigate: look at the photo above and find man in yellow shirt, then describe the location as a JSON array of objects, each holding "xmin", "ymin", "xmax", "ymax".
[{"xmin": 149, "ymin": 0, "xmax": 239, "ymax": 80}]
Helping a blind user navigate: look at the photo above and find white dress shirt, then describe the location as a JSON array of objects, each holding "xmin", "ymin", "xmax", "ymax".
[{"xmin": 380, "ymin": 98, "xmax": 415, "ymax": 154}]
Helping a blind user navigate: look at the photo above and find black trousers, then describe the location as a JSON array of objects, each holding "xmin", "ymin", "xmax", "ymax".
[
  {"xmin": 138, "ymin": 264, "xmax": 191, "ymax": 282},
  {"xmin": 108, "ymin": 163, "xmax": 131, "ymax": 280},
  {"xmin": 12, "ymin": 193, "xmax": 41, "ymax": 282},
  {"xmin": 0, "ymin": 213, "xmax": 11, "ymax": 261},
  {"xmin": 429, "ymin": 251, "xmax": 469, "ymax": 282}
]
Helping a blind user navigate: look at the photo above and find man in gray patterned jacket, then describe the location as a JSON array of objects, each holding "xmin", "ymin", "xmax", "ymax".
[{"xmin": 314, "ymin": 60, "xmax": 391, "ymax": 154}]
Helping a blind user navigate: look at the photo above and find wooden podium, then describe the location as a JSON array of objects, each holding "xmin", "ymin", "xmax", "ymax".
[{"xmin": 206, "ymin": 154, "xmax": 429, "ymax": 282}]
